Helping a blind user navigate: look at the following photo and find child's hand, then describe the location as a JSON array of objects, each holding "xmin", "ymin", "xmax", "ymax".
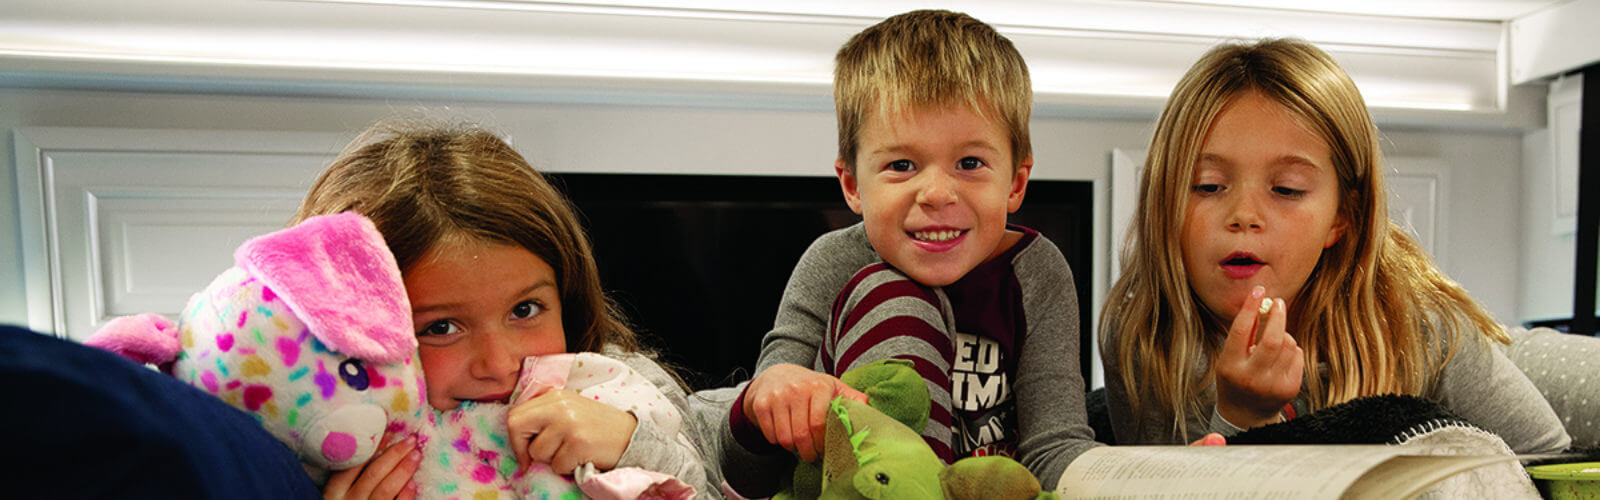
[
  {"xmin": 743, "ymin": 363, "xmax": 869, "ymax": 463},
  {"xmin": 507, "ymin": 388, "xmax": 638, "ymax": 475},
  {"xmin": 322, "ymin": 433, "xmax": 420, "ymax": 500},
  {"xmin": 1214, "ymin": 286, "xmax": 1303, "ymax": 430},
  {"xmin": 1190, "ymin": 433, "xmax": 1226, "ymax": 446}
]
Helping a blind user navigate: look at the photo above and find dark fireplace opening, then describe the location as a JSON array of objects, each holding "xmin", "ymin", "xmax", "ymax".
[{"xmin": 552, "ymin": 173, "xmax": 1093, "ymax": 391}]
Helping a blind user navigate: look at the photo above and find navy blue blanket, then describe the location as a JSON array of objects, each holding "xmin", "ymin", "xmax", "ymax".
[{"xmin": 0, "ymin": 325, "xmax": 318, "ymax": 499}]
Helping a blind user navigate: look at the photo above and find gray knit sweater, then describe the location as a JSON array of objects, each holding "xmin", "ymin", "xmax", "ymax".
[
  {"xmin": 1100, "ymin": 318, "xmax": 1571, "ymax": 453},
  {"xmin": 608, "ymin": 349, "xmax": 718, "ymax": 499}
]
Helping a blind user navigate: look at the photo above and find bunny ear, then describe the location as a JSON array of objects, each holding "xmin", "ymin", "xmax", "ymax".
[
  {"xmin": 85, "ymin": 313, "xmax": 180, "ymax": 365},
  {"xmin": 234, "ymin": 212, "xmax": 416, "ymax": 363}
]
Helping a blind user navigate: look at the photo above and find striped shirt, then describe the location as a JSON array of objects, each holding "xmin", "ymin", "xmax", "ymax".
[{"xmin": 821, "ymin": 226, "xmax": 1041, "ymax": 462}]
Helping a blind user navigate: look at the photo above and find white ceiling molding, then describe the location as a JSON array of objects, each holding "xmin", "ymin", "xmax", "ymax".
[
  {"xmin": 1509, "ymin": 0, "xmax": 1600, "ymax": 84},
  {"xmin": 0, "ymin": 0, "xmax": 1554, "ymax": 127}
]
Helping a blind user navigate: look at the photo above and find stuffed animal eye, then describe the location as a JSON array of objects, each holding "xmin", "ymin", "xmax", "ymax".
[
  {"xmin": 875, "ymin": 472, "xmax": 889, "ymax": 485},
  {"xmin": 339, "ymin": 359, "xmax": 370, "ymax": 391}
]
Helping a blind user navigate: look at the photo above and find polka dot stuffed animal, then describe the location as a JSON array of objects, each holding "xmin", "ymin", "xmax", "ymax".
[
  {"xmin": 87, "ymin": 212, "xmax": 426, "ymax": 480},
  {"xmin": 86, "ymin": 212, "xmax": 694, "ymax": 499}
]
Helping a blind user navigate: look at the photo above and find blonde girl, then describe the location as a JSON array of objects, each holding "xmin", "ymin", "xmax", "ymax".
[
  {"xmin": 293, "ymin": 120, "xmax": 713, "ymax": 500},
  {"xmin": 1100, "ymin": 39, "xmax": 1569, "ymax": 453}
]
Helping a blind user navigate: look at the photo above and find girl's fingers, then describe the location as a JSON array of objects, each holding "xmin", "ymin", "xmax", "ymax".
[
  {"xmin": 323, "ymin": 465, "xmax": 360, "ymax": 500},
  {"xmin": 344, "ymin": 437, "xmax": 415, "ymax": 500},
  {"xmin": 397, "ymin": 481, "xmax": 418, "ymax": 500},
  {"xmin": 546, "ymin": 439, "xmax": 579, "ymax": 475},
  {"xmin": 369, "ymin": 450, "xmax": 422, "ymax": 500},
  {"xmin": 526, "ymin": 427, "xmax": 565, "ymax": 472},
  {"xmin": 1224, "ymin": 286, "xmax": 1269, "ymax": 357},
  {"xmin": 1278, "ymin": 345, "xmax": 1305, "ymax": 392},
  {"xmin": 324, "ymin": 431, "xmax": 403, "ymax": 499},
  {"xmin": 508, "ymin": 402, "xmax": 553, "ymax": 470},
  {"xmin": 1189, "ymin": 433, "xmax": 1226, "ymax": 446},
  {"xmin": 509, "ymin": 397, "xmax": 575, "ymax": 474},
  {"xmin": 1258, "ymin": 298, "xmax": 1290, "ymax": 350}
]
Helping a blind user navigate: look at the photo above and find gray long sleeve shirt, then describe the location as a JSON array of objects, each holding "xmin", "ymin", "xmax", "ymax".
[
  {"xmin": 609, "ymin": 348, "xmax": 718, "ymax": 499},
  {"xmin": 1101, "ymin": 318, "xmax": 1571, "ymax": 454}
]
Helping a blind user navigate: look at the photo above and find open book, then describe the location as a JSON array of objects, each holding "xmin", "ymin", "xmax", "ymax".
[{"xmin": 1055, "ymin": 424, "xmax": 1541, "ymax": 499}]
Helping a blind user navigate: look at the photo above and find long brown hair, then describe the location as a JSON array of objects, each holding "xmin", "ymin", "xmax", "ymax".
[
  {"xmin": 1100, "ymin": 39, "xmax": 1505, "ymax": 441},
  {"xmin": 292, "ymin": 119, "xmax": 640, "ymax": 355}
]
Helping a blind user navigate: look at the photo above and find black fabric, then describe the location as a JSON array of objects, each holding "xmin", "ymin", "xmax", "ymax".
[
  {"xmin": 0, "ymin": 325, "xmax": 318, "ymax": 499},
  {"xmin": 1229, "ymin": 394, "xmax": 1469, "ymax": 445},
  {"xmin": 1085, "ymin": 387, "xmax": 1116, "ymax": 445}
]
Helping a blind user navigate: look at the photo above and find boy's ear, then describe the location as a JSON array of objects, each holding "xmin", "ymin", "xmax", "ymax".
[
  {"xmin": 1007, "ymin": 157, "xmax": 1033, "ymax": 213},
  {"xmin": 836, "ymin": 158, "xmax": 865, "ymax": 215}
]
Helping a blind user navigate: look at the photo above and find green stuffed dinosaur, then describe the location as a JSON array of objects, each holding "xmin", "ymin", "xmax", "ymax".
[{"xmin": 776, "ymin": 359, "xmax": 1057, "ymax": 500}]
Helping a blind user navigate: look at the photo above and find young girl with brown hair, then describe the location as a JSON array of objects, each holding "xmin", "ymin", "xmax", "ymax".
[
  {"xmin": 1100, "ymin": 39, "xmax": 1570, "ymax": 454},
  {"xmin": 294, "ymin": 120, "xmax": 713, "ymax": 499}
]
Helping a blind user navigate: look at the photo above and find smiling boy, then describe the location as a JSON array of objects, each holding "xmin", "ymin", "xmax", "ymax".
[{"xmin": 718, "ymin": 10, "xmax": 1098, "ymax": 496}]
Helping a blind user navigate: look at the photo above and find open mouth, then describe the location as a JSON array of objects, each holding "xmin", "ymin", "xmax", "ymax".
[
  {"xmin": 1223, "ymin": 253, "xmax": 1264, "ymax": 267},
  {"xmin": 910, "ymin": 229, "xmax": 968, "ymax": 242},
  {"xmin": 1220, "ymin": 252, "xmax": 1265, "ymax": 279}
]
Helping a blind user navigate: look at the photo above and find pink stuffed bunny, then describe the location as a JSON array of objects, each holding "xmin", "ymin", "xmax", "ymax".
[
  {"xmin": 88, "ymin": 212, "xmax": 423, "ymax": 476},
  {"xmin": 87, "ymin": 212, "xmax": 693, "ymax": 499}
]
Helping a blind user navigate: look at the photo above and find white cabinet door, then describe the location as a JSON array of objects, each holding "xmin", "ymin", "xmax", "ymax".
[
  {"xmin": 1387, "ymin": 159, "xmax": 1449, "ymax": 268},
  {"xmin": 13, "ymin": 127, "xmax": 347, "ymax": 340}
]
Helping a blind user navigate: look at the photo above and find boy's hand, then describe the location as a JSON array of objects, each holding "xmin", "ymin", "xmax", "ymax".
[
  {"xmin": 1214, "ymin": 286, "xmax": 1302, "ymax": 430},
  {"xmin": 322, "ymin": 433, "xmax": 420, "ymax": 500},
  {"xmin": 743, "ymin": 363, "xmax": 868, "ymax": 463},
  {"xmin": 507, "ymin": 388, "xmax": 638, "ymax": 475}
]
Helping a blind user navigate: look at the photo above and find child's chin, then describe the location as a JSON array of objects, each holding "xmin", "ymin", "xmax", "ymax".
[{"xmin": 898, "ymin": 261, "xmax": 971, "ymax": 288}]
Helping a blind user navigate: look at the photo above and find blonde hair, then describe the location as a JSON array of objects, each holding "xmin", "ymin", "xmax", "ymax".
[
  {"xmin": 1100, "ymin": 39, "xmax": 1506, "ymax": 440},
  {"xmin": 292, "ymin": 119, "xmax": 641, "ymax": 356},
  {"xmin": 833, "ymin": 9, "xmax": 1031, "ymax": 172}
]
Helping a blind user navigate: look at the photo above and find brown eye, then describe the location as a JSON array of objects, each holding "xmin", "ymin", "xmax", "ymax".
[
  {"xmin": 418, "ymin": 320, "xmax": 458, "ymax": 337},
  {"xmin": 511, "ymin": 300, "xmax": 544, "ymax": 320}
]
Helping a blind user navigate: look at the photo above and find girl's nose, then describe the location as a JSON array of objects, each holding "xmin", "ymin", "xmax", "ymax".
[
  {"xmin": 469, "ymin": 329, "xmax": 522, "ymax": 382},
  {"xmin": 1226, "ymin": 192, "xmax": 1264, "ymax": 231}
]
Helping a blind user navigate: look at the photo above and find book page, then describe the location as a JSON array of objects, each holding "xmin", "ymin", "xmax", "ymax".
[
  {"xmin": 1055, "ymin": 445, "xmax": 1408, "ymax": 500},
  {"xmin": 1340, "ymin": 454, "xmax": 1517, "ymax": 499}
]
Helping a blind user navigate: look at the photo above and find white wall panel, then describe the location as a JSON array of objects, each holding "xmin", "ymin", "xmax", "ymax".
[
  {"xmin": 96, "ymin": 195, "xmax": 303, "ymax": 317},
  {"xmin": 13, "ymin": 127, "xmax": 343, "ymax": 339},
  {"xmin": 1389, "ymin": 159, "xmax": 1450, "ymax": 269}
]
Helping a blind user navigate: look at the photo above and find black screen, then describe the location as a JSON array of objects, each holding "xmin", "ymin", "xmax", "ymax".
[{"xmin": 551, "ymin": 173, "xmax": 1092, "ymax": 390}]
